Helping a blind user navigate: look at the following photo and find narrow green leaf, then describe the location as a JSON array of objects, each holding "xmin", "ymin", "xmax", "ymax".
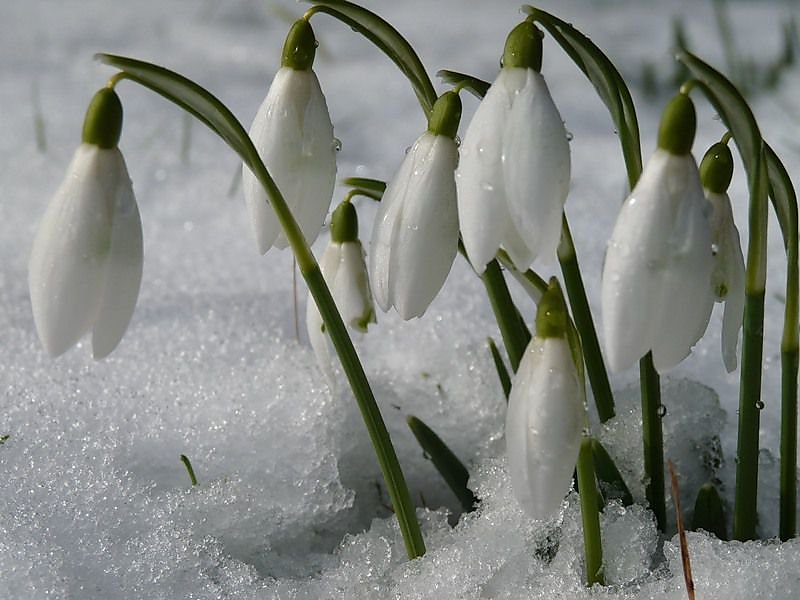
[
  {"xmin": 180, "ymin": 454, "xmax": 199, "ymax": 486},
  {"xmin": 342, "ymin": 177, "xmax": 386, "ymax": 201},
  {"xmin": 590, "ymin": 439, "xmax": 633, "ymax": 507},
  {"xmin": 407, "ymin": 415, "xmax": 477, "ymax": 512},
  {"xmin": 436, "ymin": 69, "xmax": 490, "ymax": 99},
  {"xmin": 97, "ymin": 54, "xmax": 260, "ymax": 174},
  {"xmin": 303, "ymin": 0, "xmax": 436, "ymax": 116},
  {"xmin": 525, "ymin": 5, "xmax": 642, "ymax": 187},
  {"xmin": 692, "ymin": 482, "xmax": 728, "ymax": 540},
  {"xmin": 487, "ymin": 337, "xmax": 512, "ymax": 399}
]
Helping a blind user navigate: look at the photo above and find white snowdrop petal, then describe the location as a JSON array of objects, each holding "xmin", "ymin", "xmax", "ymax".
[
  {"xmin": 333, "ymin": 241, "xmax": 374, "ymax": 330},
  {"xmin": 456, "ymin": 70, "xmax": 524, "ymax": 272},
  {"xmin": 506, "ymin": 337, "xmax": 583, "ymax": 520},
  {"xmin": 91, "ymin": 151, "xmax": 143, "ymax": 359},
  {"xmin": 244, "ymin": 68, "xmax": 336, "ymax": 253},
  {"xmin": 29, "ymin": 145, "xmax": 116, "ymax": 357},
  {"xmin": 389, "ymin": 134, "xmax": 459, "ymax": 319},
  {"xmin": 503, "ymin": 70, "xmax": 570, "ymax": 264},
  {"xmin": 721, "ymin": 268, "xmax": 745, "ymax": 372}
]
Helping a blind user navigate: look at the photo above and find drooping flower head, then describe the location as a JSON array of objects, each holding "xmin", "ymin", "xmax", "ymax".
[
  {"xmin": 307, "ymin": 200, "xmax": 375, "ymax": 378},
  {"xmin": 602, "ymin": 93, "xmax": 715, "ymax": 373},
  {"xmin": 700, "ymin": 141, "xmax": 745, "ymax": 372},
  {"xmin": 29, "ymin": 87, "xmax": 143, "ymax": 359},
  {"xmin": 506, "ymin": 278, "xmax": 584, "ymax": 520},
  {"xmin": 369, "ymin": 91, "xmax": 462, "ymax": 319},
  {"xmin": 242, "ymin": 18, "xmax": 337, "ymax": 253},
  {"xmin": 457, "ymin": 20, "xmax": 571, "ymax": 273}
]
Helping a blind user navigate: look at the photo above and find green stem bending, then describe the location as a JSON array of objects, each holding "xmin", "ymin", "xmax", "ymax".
[
  {"xmin": 780, "ymin": 349, "xmax": 799, "ymax": 540},
  {"xmin": 577, "ymin": 437, "xmax": 605, "ymax": 586},
  {"xmin": 479, "ymin": 259, "xmax": 532, "ymax": 372},
  {"xmin": 558, "ymin": 217, "xmax": 615, "ymax": 422},
  {"xmin": 734, "ymin": 290, "xmax": 766, "ymax": 541},
  {"xmin": 640, "ymin": 352, "xmax": 665, "ymax": 532}
]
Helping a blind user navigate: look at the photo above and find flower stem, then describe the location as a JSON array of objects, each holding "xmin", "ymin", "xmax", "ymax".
[
  {"xmin": 640, "ymin": 352, "xmax": 665, "ymax": 532},
  {"xmin": 479, "ymin": 258, "xmax": 531, "ymax": 372},
  {"xmin": 577, "ymin": 437, "xmax": 604, "ymax": 586},
  {"xmin": 558, "ymin": 216, "xmax": 615, "ymax": 422}
]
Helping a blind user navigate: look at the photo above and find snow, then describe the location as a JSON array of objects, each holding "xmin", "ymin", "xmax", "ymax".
[{"xmin": 2, "ymin": 0, "xmax": 800, "ymax": 597}]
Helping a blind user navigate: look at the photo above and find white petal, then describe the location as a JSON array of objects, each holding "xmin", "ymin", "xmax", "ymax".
[
  {"xmin": 244, "ymin": 68, "xmax": 336, "ymax": 253},
  {"xmin": 385, "ymin": 133, "xmax": 459, "ymax": 319},
  {"xmin": 332, "ymin": 241, "xmax": 374, "ymax": 331},
  {"xmin": 503, "ymin": 70, "xmax": 570, "ymax": 265},
  {"xmin": 306, "ymin": 242, "xmax": 340, "ymax": 381},
  {"xmin": 91, "ymin": 150, "xmax": 143, "ymax": 359},
  {"xmin": 29, "ymin": 145, "xmax": 116, "ymax": 356},
  {"xmin": 506, "ymin": 337, "xmax": 583, "ymax": 520},
  {"xmin": 456, "ymin": 69, "xmax": 530, "ymax": 273}
]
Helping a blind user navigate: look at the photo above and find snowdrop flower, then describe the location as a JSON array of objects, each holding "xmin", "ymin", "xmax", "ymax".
[
  {"xmin": 369, "ymin": 91, "xmax": 461, "ymax": 319},
  {"xmin": 506, "ymin": 279, "xmax": 584, "ymax": 520},
  {"xmin": 457, "ymin": 20, "xmax": 570, "ymax": 273},
  {"xmin": 700, "ymin": 142, "xmax": 745, "ymax": 372},
  {"xmin": 243, "ymin": 18, "xmax": 337, "ymax": 253},
  {"xmin": 602, "ymin": 93, "xmax": 714, "ymax": 373},
  {"xmin": 29, "ymin": 87, "xmax": 143, "ymax": 359},
  {"xmin": 307, "ymin": 200, "xmax": 375, "ymax": 377}
]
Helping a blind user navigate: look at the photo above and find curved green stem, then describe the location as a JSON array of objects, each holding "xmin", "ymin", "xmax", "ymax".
[
  {"xmin": 95, "ymin": 54, "xmax": 425, "ymax": 558},
  {"xmin": 558, "ymin": 216, "xmax": 615, "ymax": 422}
]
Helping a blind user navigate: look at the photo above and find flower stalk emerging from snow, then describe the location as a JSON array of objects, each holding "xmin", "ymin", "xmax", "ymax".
[
  {"xmin": 700, "ymin": 141, "xmax": 745, "ymax": 372},
  {"xmin": 601, "ymin": 93, "xmax": 715, "ymax": 374},
  {"xmin": 307, "ymin": 200, "xmax": 375, "ymax": 378},
  {"xmin": 29, "ymin": 86, "xmax": 143, "ymax": 359},
  {"xmin": 369, "ymin": 91, "xmax": 461, "ymax": 319},
  {"xmin": 242, "ymin": 18, "xmax": 337, "ymax": 253},
  {"xmin": 456, "ymin": 19, "xmax": 571, "ymax": 273}
]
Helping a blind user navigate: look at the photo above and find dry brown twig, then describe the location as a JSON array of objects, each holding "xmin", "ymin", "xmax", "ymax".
[{"xmin": 668, "ymin": 459, "xmax": 696, "ymax": 600}]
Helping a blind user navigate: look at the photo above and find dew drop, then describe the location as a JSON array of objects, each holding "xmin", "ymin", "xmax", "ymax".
[
  {"xmin": 756, "ymin": 400, "xmax": 765, "ymax": 410},
  {"xmin": 332, "ymin": 138, "xmax": 342, "ymax": 152},
  {"xmin": 565, "ymin": 130, "xmax": 574, "ymax": 142},
  {"xmin": 480, "ymin": 182, "xmax": 495, "ymax": 192},
  {"xmin": 711, "ymin": 243, "xmax": 719, "ymax": 256},
  {"xmin": 657, "ymin": 404, "xmax": 667, "ymax": 418}
]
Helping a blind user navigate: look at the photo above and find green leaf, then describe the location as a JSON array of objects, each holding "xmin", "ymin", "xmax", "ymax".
[
  {"xmin": 691, "ymin": 482, "xmax": 728, "ymax": 540},
  {"xmin": 524, "ymin": 5, "xmax": 642, "ymax": 187},
  {"xmin": 590, "ymin": 439, "xmax": 633, "ymax": 507},
  {"xmin": 487, "ymin": 337, "xmax": 512, "ymax": 399},
  {"xmin": 342, "ymin": 176, "xmax": 386, "ymax": 202},
  {"xmin": 436, "ymin": 69, "xmax": 490, "ymax": 99},
  {"xmin": 407, "ymin": 415, "xmax": 477, "ymax": 512},
  {"xmin": 303, "ymin": 0, "xmax": 436, "ymax": 117}
]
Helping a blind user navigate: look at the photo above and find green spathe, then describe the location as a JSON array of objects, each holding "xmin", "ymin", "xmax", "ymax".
[
  {"xmin": 427, "ymin": 91, "xmax": 462, "ymax": 140},
  {"xmin": 502, "ymin": 20, "xmax": 543, "ymax": 71},
  {"xmin": 282, "ymin": 19, "xmax": 317, "ymax": 70},
  {"xmin": 331, "ymin": 200, "xmax": 358, "ymax": 243},
  {"xmin": 656, "ymin": 93, "xmax": 696, "ymax": 155},
  {"xmin": 535, "ymin": 278, "xmax": 568, "ymax": 339},
  {"xmin": 700, "ymin": 141, "xmax": 734, "ymax": 194},
  {"xmin": 81, "ymin": 87, "xmax": 123, "ymax": 149}
]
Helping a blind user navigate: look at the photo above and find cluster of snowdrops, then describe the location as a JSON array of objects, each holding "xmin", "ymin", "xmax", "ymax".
[{"xmin": 26, "ymin": 0, "xmax": 797, "ymax": 588}]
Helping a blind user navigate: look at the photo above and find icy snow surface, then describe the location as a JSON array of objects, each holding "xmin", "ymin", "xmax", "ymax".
[{"xmin": 2, "ymin": 0, "xmax": 800, "ymax": 597}]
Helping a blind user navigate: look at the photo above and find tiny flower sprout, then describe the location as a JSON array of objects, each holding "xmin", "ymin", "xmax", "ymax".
[
  {"xmin": 369, "ymin": 91, "xmax": 461, "ymax": 319},
  {"xmin": 506, "ymin": 278, "xmax": 585, "ymax": 520},
  {"xmin": 457, "ymin": 19, "xmax": 571, "ymax": 273},
  {"xmin": 602, "ymin": 93, "xmax": 715, "ymax": 373},
  {"xmin": 700, "ymin": 140, "xmax": 746, "ymax": 372},
  {"xmin": 242, "ymin": 18, "xmax": 337, "ymax": 253},
  {"xmin": 29, "ymin": 85, "xmax": 143, "ymax": 359},
  {"xmin": 306, "ymin": 199, "xmax": 375, "ymax": 378}
]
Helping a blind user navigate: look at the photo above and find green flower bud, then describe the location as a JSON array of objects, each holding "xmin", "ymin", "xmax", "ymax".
[
  {"xmin": 535, "ymin": 277, "xmax": 568, "ymax": 339},
  {"xmin": 656, "ymin": 93, "xmax": 696, "ymax": 155},
  {"xmin": 81, "ymin": 87, "xmax": 123, "ymax": 149},
  {"xmin": 427, "ymin": 91, "xmax": 462, "ymax": 139},
  {"xmin": 331, "ymin": 200, "xmax": 358, "ymax": 243},
  {"xmin": 281, "ymin": 19, "xmax": 317, "ymax": 71},
  {"xmin": 502, "ymin": 21, "xmax": 543, "ymax": 71},
  {"xmin": 700, "ymin": 142, "xmax": 734, "ymax": 194}
]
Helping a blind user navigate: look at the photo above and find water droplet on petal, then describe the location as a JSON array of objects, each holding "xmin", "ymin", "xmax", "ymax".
[
  {"xmin": 566, "ymin": 130, "xmax": 574, "ymax": 142},
  {"xmin": 332, "ymin": 138, "xmax": 342, "ymax": 152}
]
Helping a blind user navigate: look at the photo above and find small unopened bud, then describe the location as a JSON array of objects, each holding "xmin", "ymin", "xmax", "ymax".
[
  {"xmin": 281, "ymin": 19, "xmax": 317, "ymax": 71},
  {"xmin": 657, "ymin": 93, "xmax": 696, "ymax": 155},
  {"xmin": 535, "ymin": 278, "xmax": 568, "ymax": 339},
  {"xmin": 700, "ymin": 142, "xmax": 734, "ymax": 194},
  {"xmin": 427, "ymin": 91, "xmax": 462, "ymax": 139},
  {"xmin": 502, "ymin": 21, "xmax": 543, "ymax": 71},
  {"xmin": 331, "ymin": 200, "xmax": 358, "ymax": 243},
  {"xmin": 81, "ymin": 88, "xmax": 123, "ymax": 149}
]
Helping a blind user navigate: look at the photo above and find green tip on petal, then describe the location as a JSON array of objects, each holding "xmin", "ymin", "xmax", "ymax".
[
  {"xmin": 700, "ymin": 142, "xmax": 734, "ymax": 194},
  {"xmin": 502, "ymin": 21, "xmax": 543, "ymax": 71},
  {"xmin": 281, "ymin": 19, "xmax": 317, "ymax": 70},
  {"xmin": 535, "ymin": 277, "xmax": 568, "ymax": 339},
  {"xmin": 427, "ymin": 91, "xmax": 462, "ymax": 139},
  {"xmin": 81, "ymin": 87, "xmax": 123, "ymax": 149},
  {"xmin": 656, "ymin": 93, "xmax": 696, "ymax": 155},
  {"xmin": 331, "ymin": 200, "xmax": 358, "ymax": 243}
]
